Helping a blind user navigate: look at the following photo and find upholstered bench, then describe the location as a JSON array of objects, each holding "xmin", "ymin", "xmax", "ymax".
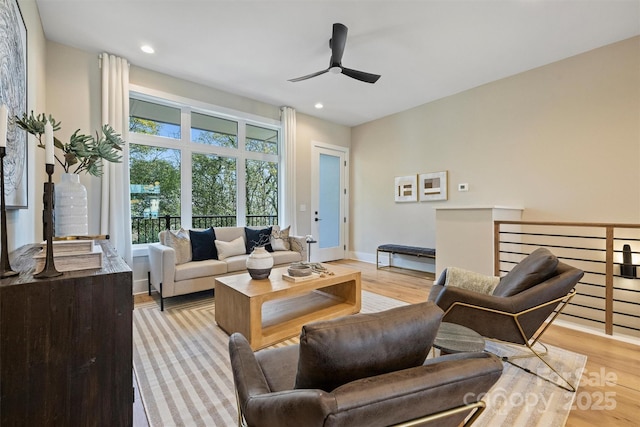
[{"xmin": 376, "ymin": 244, "xmax": 436, "ymax": 275}]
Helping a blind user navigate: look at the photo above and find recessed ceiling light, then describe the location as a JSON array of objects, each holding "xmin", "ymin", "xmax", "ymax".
[
  {"xmin": 314, "ymin": 103, "xmax": 323, "ymax": 109},
  {"xmin": 140, "ymin": 45, "xmax": 155, "ymax": 54}
]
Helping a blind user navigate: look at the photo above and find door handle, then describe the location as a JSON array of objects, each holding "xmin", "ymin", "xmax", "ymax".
[{"xmin": 315, "ymin": 217, "xmax": 322, "ymax": 222}]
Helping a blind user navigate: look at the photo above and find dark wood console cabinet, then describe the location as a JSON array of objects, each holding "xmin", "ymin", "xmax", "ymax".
[{"xmin": 0, "ymin": 241, "xmax": 133, "ymax": 426}]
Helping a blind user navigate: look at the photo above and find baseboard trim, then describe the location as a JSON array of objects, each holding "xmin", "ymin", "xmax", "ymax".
[
  {"xmin": 553, "ymin": 319, "xmax": 640, "ymax": 346},
  {"xmin": 133, "ymin": 278, "xmax": 149, "ymax": 295}
]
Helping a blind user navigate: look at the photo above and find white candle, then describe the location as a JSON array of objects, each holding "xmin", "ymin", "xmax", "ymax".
[
  {"xmin": 0, "ymin": 104, "xmax": 7, "ymax": 148},
  {"xmin": 45, "ymin": 120, "xmax": 54, "ymax": 164}
]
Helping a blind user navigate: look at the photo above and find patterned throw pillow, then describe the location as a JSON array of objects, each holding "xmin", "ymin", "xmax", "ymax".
[
  {"xmin": 270, "ymin": 225, "xmax": 291, "ymax": 251},
  {"xmin": 164, "ymin": 228, "xmax": 192, "ymax": 265}
]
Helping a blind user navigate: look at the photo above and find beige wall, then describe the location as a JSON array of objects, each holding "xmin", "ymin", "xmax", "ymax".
[
  {"xmin": 46, "ymin": 42, "xmax": 103, "ymax": 233},
  {"xmin": 294, "ymin": 112, "xmax": 351, "ymax": 237},
  {"xmin": 130, "ymin": 67, "xmax": 281, "ymax": 122},
  {"xmin": 350, "ymin": 36, "xmax": 640, "ymax": 262}
]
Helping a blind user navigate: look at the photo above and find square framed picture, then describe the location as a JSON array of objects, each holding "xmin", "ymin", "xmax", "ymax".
[
  {"xmin": 394, "ymin": 175, "xmax": 417, "ymax": 202},
  {"xmin": 419, "ymin": 171, "xmax": 448, "ymax": 201}
]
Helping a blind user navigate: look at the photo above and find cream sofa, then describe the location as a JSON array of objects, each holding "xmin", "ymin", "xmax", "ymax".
[{"xmin": 147, "ymin": 226, "xmax": 307, "ymax": 310}]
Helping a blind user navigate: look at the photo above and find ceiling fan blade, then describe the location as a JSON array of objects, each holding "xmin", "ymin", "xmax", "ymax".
[
  {"xmin": 341, "ymin": 67, "xmax": 381, "ymax": 84},
  {"xmin": 330, "ymin": 23, "xmax": 348, "ymax": 66},
  {"xmin": 288, "ymin": 68, "xmax": 330, "ymax": 82},
  {"xmin": 289, "ymin": 23, "xmax": 380, "ymax": 84}
]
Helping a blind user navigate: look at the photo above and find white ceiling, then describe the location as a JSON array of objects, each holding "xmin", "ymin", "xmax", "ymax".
[{"xmin": 35, "ymin": 0, "xmax": 640, "ymax": 127}]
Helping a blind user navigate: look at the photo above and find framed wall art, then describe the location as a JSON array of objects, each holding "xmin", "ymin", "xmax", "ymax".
[
  {"xmin": 0, "ymin": 0, "xmax": 28, "ymax": 208},
  {"xmin": 394, "ymin": 175, "xmax": 417, "ymax": 202},
  {"xmin": 419, "ymin": 171, "xmax": 448, "ymax": 202}
]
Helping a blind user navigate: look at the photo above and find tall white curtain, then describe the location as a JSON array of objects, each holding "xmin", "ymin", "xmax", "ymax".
[
  {"xmin": 100, "ymin": 53, "xmax": 132, "ymax": 265},
  {"xmin": 281, "ymin": 106, "xmax": 297, "ymax": 233}
]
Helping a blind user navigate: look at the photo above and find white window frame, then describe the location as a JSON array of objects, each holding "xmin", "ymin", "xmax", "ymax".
[{"xmin": 128, "ymin": 85, "xmax": 282, "ymax": 253}]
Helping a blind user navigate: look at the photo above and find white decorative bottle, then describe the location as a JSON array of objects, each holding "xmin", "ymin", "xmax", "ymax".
[
  {"xmin": 246, "ymin": 246, "xmax": 274, "ymax": 279},
  {"xmin": 55, "ymin": 173, "xmax": 88, "ymax": 237}
]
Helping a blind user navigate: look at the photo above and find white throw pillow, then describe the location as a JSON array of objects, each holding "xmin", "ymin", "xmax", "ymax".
[
  {"xmin": 164, "ymin": 228, "xmax": 192, "ymax": 265},
  {"xmin": 215, "ymin": 236, "xmax": 246, "ymax": 260},
  {"xmin": 270, "ymin": 225, "xmax": 291, "ymax": 251}
]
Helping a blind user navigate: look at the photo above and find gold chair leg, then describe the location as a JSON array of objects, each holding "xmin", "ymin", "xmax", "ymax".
[
  {"xmin": 493, "ymin": 341, "xmax": 576, "ymax": 393},
  {"xmin": 505, "ymin": 341, "xmax": 549, "ymax": 360}
]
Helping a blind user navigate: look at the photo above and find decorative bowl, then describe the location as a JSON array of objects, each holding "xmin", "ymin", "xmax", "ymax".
[{"xmin": 287, "ymin": 264, "xmax": 313, "ymax": 277}]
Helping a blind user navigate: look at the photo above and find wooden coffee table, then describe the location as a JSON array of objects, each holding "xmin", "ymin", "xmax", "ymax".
[{"xmin": 215, "ymin": 265, "xmax": 362, "ymax": 350}]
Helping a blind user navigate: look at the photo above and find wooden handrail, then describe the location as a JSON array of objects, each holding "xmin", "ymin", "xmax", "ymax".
[
  {"xmin": 495, "ymin": 220, "xmax": 640, "ymax": 229},
  {"xmin": 605, "ymin": 226, "xmax": 614, "ymax": 335}
]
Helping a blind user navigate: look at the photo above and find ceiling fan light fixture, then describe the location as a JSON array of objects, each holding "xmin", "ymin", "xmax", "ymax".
[{"xmin": 288, "ymin": 23, "xmax": 381, "ymax": 84}]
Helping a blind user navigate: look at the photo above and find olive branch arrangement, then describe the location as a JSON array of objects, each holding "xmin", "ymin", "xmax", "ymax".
[{"xmin": 15, "ymin": 111, "xmax": 124, "ymax": 177}]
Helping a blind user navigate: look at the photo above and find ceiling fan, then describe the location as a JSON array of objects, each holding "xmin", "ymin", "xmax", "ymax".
[{"xmin": 288, "ymin": 23, "xmax": 381, "ymax": 84}]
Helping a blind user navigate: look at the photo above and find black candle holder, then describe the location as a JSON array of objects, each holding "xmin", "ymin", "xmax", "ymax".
[
  {"xmin": 0, "ymin": 147, "xmax": 18, "ymax": 278},
  {"xmin": 34, "ymin": 163, "xmax": 61, "ymax": 278}
]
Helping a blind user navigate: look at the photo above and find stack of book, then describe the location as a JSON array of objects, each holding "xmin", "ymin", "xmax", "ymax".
[{"xmin": 34, "ymin": 239, "xmax": 103, "ymax": 273}]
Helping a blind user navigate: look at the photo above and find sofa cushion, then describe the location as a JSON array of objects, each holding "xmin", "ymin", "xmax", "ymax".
[
  {"xmin": 271, "ymin": 250, "xmax": 302, "ymax": 265},
  {"xmin": 174, "ymin": 259, "xmax": 227, "ymax": 281},
  {"xmin": 225, "ymin": 255, "xmax": 250, "ymax": 272},
  {"xmin": 245, "ymin": 227, "xmax": 273, "ymax": 253},
  {"xmin": 492, "ymin": 247, "xmax": 559, "ymax": 297},
  {"xmin": 216, "ymin": 236, "xmax": 247, "ymax": 260},
  {"xmin": 270, "ymin": 225, "xmax": 291, "ymax": 251},
  {"xmin": 189, "ymin": 227, "xmax": 218, "ymax": 261},
  {"xmin": 164, "ymin": 228, "xmax": 192, "ymax": 265},
  {"xmin": 294, "ymin": 302, "xmax": 443, "ymax": 392}
]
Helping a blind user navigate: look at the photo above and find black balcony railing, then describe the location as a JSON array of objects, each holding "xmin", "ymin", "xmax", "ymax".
[
  {"xmin": 132, "ymin": 214, "xmax": 278, "ymax": 244},
  {"xmin": 246, "ymin": 215, "xmax": 278, "ymax": 227}
]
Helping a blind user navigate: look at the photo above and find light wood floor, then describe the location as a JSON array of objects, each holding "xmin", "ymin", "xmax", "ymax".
[{"xmin": 134, "ymin": 259, "xmax": 640, "ymax": 427}]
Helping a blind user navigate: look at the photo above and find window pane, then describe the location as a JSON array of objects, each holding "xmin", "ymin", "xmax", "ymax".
[
  {"xmin": 191, "ymin": 112, "xmax": 238, "ymax": 148},
  {"xmin": 129, "ymin": 98, "xmax": 181, "ymax": 139},
  {"xmin": 129, "ymin": 144, "xmax": 181, "ymax": 243},
  {"xmin": 192, "ymin": 153, "xmax": 237, "ymax": 228},
  {"xmin": 245, "ymin": 159, "xmax": 278, "ymax": 226},
  {"xmin": 246, "ymin": 124, "xmax": 278, "ymax": 154}
]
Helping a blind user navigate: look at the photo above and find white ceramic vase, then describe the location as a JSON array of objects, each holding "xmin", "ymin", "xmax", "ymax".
[
  {"xmin": 55, "ymin": 173, "xmax": 88, "ymax": 237},
  {"xmin": 246, "ymin": 246, "xmax": 274, "ymax": 279}
]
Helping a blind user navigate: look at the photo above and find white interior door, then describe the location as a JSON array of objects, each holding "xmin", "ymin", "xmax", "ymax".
[{"xmin": 311, "ymin": 143, "xmax": 348, "ymax": 262}]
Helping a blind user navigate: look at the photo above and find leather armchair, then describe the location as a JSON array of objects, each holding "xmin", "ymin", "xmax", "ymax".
[
  {"xmin": 428, "ymin": 247, "xmax": 584, "ymax": 391},
  {"xmin": 229, "ymin": 302, "xmax": 503, "ymax": 427}
]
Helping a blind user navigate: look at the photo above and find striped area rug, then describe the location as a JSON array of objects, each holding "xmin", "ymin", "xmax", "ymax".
[{"xmin": 133, "ymin": 291, "xmax": 585, "ymax": 426}]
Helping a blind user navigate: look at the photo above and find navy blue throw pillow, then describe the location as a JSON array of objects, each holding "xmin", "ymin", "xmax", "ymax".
[
  {"xmin": 245, "ymin": 227, "xmax": 273, "ymax": 253},
  {"xmin": 189, "ymin": 228, "xmax": 218, "ymax": 261}
]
